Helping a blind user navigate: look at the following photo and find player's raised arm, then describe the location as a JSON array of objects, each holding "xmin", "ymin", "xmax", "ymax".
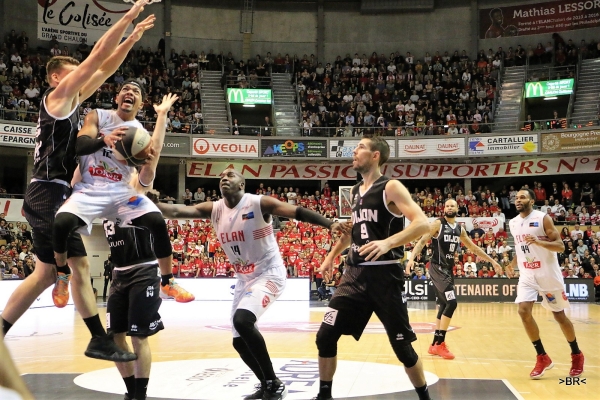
[
  {"xmin": 79, "ymin": 14, "xmax": 156, "ymax": 101},
  {"xmin": 48, "ymin": 0, "xmax": 152, "ymax": 116},
  {"xmin": 134, "ymin": 94, "xmax": 179, "ymax": 190}
]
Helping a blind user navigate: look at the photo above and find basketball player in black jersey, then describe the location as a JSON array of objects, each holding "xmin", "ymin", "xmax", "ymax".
[
  {"xmin": 314, "ymin": 137, "xmax": 432, "ymax": 400},
  {"xmin": 104, "ymin": 219, "xmax": 163, "ymax": 400},
  {"xmin": 406, "ymin": 199, "xmax": 501, "ymax": 360},
  {"xmin": 1, "ymin": 0, "xmax": 156, "ymax": 363}
]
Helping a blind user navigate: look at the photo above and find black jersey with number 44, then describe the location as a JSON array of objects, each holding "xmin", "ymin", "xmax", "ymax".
[
  {"xmin": 31, "ymin": 88, "xmax": 80, "ymax": 183},
  {"xmin": 347, "ymin": 176, "xmax": 404, "ymax": 267},
  {"xmin": 431, "ymin": 218, "xmax": 462, "ymax": 268},
  {"xmin": 103, "ymin": 220, "xmax": 157, "ymax": 267}
]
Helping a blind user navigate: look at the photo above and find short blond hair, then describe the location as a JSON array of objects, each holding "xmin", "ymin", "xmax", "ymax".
[{"xmin": 46, "ymin": 56, "xmax": 80, "ymax": 82}]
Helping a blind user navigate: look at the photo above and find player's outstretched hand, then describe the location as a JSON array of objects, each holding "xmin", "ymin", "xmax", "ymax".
[
  {"xmin": 358, "ymin": 239, "xmax": 391, "ymax": 262},
  {"xmin": 318, "ymin": 257, "xmax": 334, "ymax": 275},
  {"xmin": 103, "ymin": 126, "xmax": 128, "ymax": 148},
  {"xmin": 145, "ymin": 190, "xmax": 160, "ymax": 204},
  {"xmin": 130, "ymin": 15, "xmax": 156, "ymax": 43},
  {"xmin": 154, "ymin": 93, "xmax": 179, "ymax": 115},
  {"xmin": 125, "ymin": 0, "xmax": 151, "ymax": 20},
  {"xmin": 330, "ymin": 221, "xmax": 351, "ymax": 236},
  {"xmin": 491, "ymin": 261, "xmax": 502, "ymax": 275}
]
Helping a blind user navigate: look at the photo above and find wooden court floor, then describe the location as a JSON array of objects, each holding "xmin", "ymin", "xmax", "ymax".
[{"xmin": 3, "ymin": 300, "xmax": 598, "ymax": 400}]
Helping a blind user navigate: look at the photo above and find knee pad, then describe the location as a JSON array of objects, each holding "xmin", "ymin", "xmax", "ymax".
[
  {"xmin": 131, "ymin": 212, "xmax": 172, "ymax": 258},
  {"xmin": 53, "ymin": 213, "xmax": 85, "ymax": 253},
  {"xmin": 436, "ymin": 302, "xmax": 447, "ymax": 320},
  {"xmin": 442, "ymin": 299, "xmax": 457, "ymax": 318},
  {"xmin": 315, "ymin": 323, "xmax": 342, "ymax": 358},
  {"xmin": 232, "ymin": 309, "xmax": 257, "ymax": 337},
  {"xmin": 391, "ymin": 342, "xmax": 419, "ymax": 368}
]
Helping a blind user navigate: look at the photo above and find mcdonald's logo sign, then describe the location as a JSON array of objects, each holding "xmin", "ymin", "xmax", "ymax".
[
  {"xmin": 525, "ymin": 82, "xmax": 544, "ymax": 98},
  {"xmin": 525, "ymin": 79, "xmax": 574, "ymax": 98},
  {"xmin": 227, "ymin": 88, "xmax": 272, "ymax": 104}
]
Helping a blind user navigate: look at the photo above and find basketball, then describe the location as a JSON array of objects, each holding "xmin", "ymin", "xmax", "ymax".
[{"xmin": 113, "ymin": 125, "xmax": 153, "ymax": 167}]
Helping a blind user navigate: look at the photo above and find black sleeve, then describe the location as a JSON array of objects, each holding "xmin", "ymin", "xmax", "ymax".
[{"xmin": 76, "ymin": 135, "xmax": 106, "ymax": 156}]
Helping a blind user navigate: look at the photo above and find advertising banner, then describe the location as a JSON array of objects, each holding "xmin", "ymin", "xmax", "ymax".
[
  {"xmin": 161, "ymin": 135, "xmax": 191, "ymax": 157},
  {"xmin": 0, "ymin": 123, "xmax": 36, "ymax": 147},
  {"xmin": 479, "ymin": 0, "xmax": 600, "ymax": 39},
  {"xmin": 38, "ymin": 0, "xmax": 132, "ymax": 45},
  {"xmin": 397, "ymin": 137, "xmax": 465, "ymax": 158},
  {"xmin": 0, "ymin": 199, "xmax": 26, "ymax": 222},
  {"xmin": 330, "ymin": 139, "xmax": 396, "ymax": 158},
  {"xmin": 227, "ymin": 88, "xmax": 272, "ymax": 104},
  {"xmin": 404, "ymin": 280, "xmax": 436, "ymax": 301},
  {"xmin": 468, "ymin": 135, "xmax": 538, "ymax": 156},
  {"xmin": 187, "ymin": 155, "xmax": 600, "ymax": 180},
  {"xmin": 192, "ymin": 137, "xmax": 259, "ymax": 158},
  {"xmin": 525, "ymin": 79, "xmax": 574, "ymax": 98},
  {"xmin": 542, "ymin": 130, "xmax": 600, "ymax": 152},
  {"xmin": 453, "ymin": 279, "xmax": 592, "ymax": 302},
  {"xmin": 421, "ymin": 217, "xmax": 505, "ymax": 234},
  {"xmin": 261, "ymin": 139, "xmax": 328, "ymax": 158}
]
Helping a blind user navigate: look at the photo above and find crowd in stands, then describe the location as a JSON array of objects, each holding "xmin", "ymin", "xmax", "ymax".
[{"xmin": 0, "ymin": 214, "xmax": 34, "ymax": 280}]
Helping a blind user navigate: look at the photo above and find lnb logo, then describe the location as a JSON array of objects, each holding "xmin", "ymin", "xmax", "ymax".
[{"xmin": 558, "ymin": 377, "xmax": 586, "ymax": 385}]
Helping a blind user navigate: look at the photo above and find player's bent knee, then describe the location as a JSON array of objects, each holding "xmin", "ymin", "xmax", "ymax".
[
  {"xmin": 442, "ymin": 299, "xmax": 457, "ymax": 318},
  {"xmin": 316, "ymin": 324, "xmax": 341, "ymax": 358},
  {"xmin": 391, "ymin": 342, "xmax": 419, "ymax": 368},
  {"xmin": 53, "ymin": 213, "xmax": 85, "ymax": 253},
  {"xmin": 232, "ymin": 309, "xmax": 257, "ymax": 337},
  {"xmin": 436, "ymin": 302, "xmax": 447, "ymax": 320}
]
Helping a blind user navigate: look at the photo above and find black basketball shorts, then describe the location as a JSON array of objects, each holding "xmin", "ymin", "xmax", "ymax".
[
  {"xmin": 22, "ymin": 181, "xmax": 87, "ymax": 264},
  {"xmin": 107, "ymin": 264, "xmax": 164, "ymax": 337},
  {"xmin": 429, "ymin": 262, "xmax": 456, "ymax": 304},
  {"xmin": 326, "ymin": 263, "xmax": 417, "ymax": 343}
]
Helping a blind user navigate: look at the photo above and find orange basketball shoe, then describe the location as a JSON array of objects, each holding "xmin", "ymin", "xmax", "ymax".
[
  {"xmin": 530, "ymin": 354, "xmax": 553, "ymax": 379},
  {"xmin": 428, "ymin": 344, "xmax": 437, "ymax": 355},
  {"xmin": 52, "ymin": 272, "xmax": 71, "ymax": 308},
  {"xmin": 160, "ymin": 278, "xmax": 195, "ymax": 303},
  {"xmin": 433, "ymin": 342, "xmax": 455, "ymax": 360}
]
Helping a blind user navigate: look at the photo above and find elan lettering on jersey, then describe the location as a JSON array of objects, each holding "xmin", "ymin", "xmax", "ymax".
[
  {"xmin": 220, "ymin": 230, "xmax": 245, "ymax": 244},
  {"xmin": 352, "ymin": 209, "xmax": 378, "ymax": 223}
]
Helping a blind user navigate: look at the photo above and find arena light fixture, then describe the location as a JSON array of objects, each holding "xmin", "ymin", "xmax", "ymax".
[
  {"xmin": 543, "ymin": 97, "xmax": 558, "ymax": 100},
  {"xmin": 242, "ymin": 104, "xmax": 256, "ymax": 108}
]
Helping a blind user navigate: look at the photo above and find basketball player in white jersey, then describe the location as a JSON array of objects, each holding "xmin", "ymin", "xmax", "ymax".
[
  {"xmin": 1, "ymin": 0, "xmax": 155, "ymax": 362},
  {"xmin": 155, "ymin": 168, "xmax": 348, "ymax": 400},
  {"xmin": 53, "ymin": 83, "xmax": 194, "ymax": 303},
  {"xmin": 508, "ymin": 189, "xmax": 584, "ymax": 379}
]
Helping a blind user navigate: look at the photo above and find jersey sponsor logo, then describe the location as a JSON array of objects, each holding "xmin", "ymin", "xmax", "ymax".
[
  {"xmin": 323, "ymin": 308, "xmax": 338, "ymax": 326},
  {"xmin": 395, "ymin": 333, "xmax": 404, "ymax": 340},
  {"xmin": 444, "ymin": 290, "xmax": 456, "ymax": 301},
  {"xmin": 352, "ymin": 208, "xmax": 378, "ymax": 223},
  {"xmin": 146, "ymin": 285, "xmax": 154, "ymax": 297},
  {"xmin": 128, "ymin": 196, "xmax": 143, "ymax": 207},
  {"xmin": 523, "ymin": 257, "xmax": 541, "ymax": 269},
  {"xmin": 88, "ymin": 163, "xmax": 123, "ymax": 182},
  {"xmin": 130, "ymin": 324, "xmax": 138, "ymax": 332},
  {"xmin": 106, "ymin": 313, "xmax": 110, "ymax": 329},
  {"xmin": 220, "ymin": 230, "xmax": 245, "ymax": 244},
  {"xmin": 562, "ymin": 291, "xmax": 568, "ymax": 300},
  {"xmin": 262, "ymin": 294, "xmax": 270, "ymax": 308},
  {"xmin": 545, "ymin": 293, "xmax": 556, "ymax": 303},
  {"xmin": 233, "ymin": 262, "xmax": 255, "ymax": 275},
  {"xmin": 529, "ymin": 221, "xmax": 540, "ymax": 227},
  {"xmin": 149, "ymin": 318, "xmax": 162, "ymax": 330},
  {"xmin": 242, "ymin": 211, "xmax": 254, "ymax": 220}
]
